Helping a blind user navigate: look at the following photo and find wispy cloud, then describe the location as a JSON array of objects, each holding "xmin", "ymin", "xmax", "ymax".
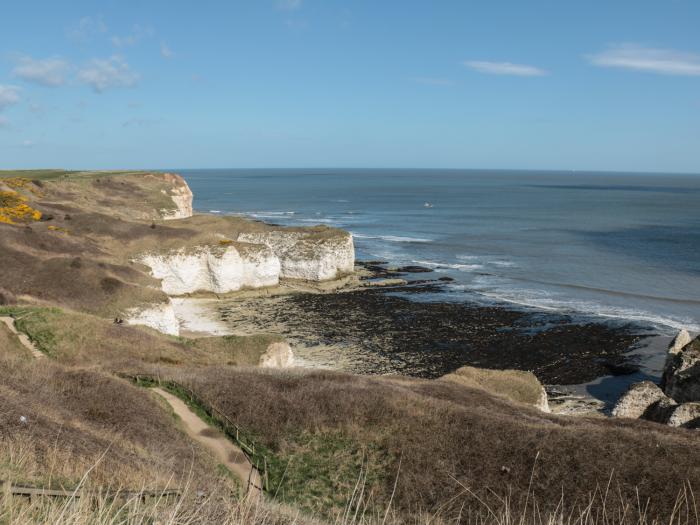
[
  {"xmin": 160, "ymin": 41, "xmax": 174, "ymax": 59},
  {"xmin": 0, "ymin": 85, "xmax": 21, "ymax": 109},
  {"xmin": 414, "ymin": 77, "xmax": 454, "ymax": 86},
  {"xmin": 78, "ymin": 56, "xmax": 139, "ymax": 93},
  {"xmin": 122, "ymin": 117, "xmax": 162, "ymax": 128},
  {"xmin": 13, "ymin": 56, "xmax": 69, "ymax": 87},
  {"xmin": 67, "ymin": 15, "xmax": 107, "ymax": 42},
  {"xmin": 276, "ymin": 0, "xmax": 302, "ymax": 11},
  {"xmin": 463, "ymin": 60, "xmax": 547, "ymax": 76},
  {"xmin": 0, "ymin": 116, "xmax": 9, "ymax": 128},
  {"xmin": 111, "ymin": 24, "xmax": 153, "ymax": 48},
  {"xmin": 586, "ymin": 44, "xmax": 700, "ymax": 76}
]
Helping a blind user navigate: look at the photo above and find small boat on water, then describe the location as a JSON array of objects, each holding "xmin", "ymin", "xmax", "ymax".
[{"xmin": 423, "ymin": 202, "xmax": 433, "ymax": 208}]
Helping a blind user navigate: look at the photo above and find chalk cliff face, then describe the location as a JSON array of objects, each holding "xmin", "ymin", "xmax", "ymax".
[
  {"xmin": 125, "ymin": 300, "xmax": 180, "ymax": 336},
  {"xmin": 139, "ymin": 242, "xmax": 280, "ymax": 295},
  {"xmin": 259, "ymin": 342, "xmax": 295, "ymax": 368},
  {"xmin": 159, "ymin": 173, "xmax": 194, "ymax": 220},
  {"xmin": 237, "ymin": 230, "xmax": 355, "ymax": 281}
]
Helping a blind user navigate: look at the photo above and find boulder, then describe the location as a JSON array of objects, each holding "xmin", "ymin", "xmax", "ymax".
[
  {"xmin": 662, "ymin": 337, "xmax": 700, "ymax": 403},
  {"xmin": 668, "ymin": 329, "xmax": 692, "ymax": 355},
  {"xmin": 612, "ymin": 381, "xmax": 674, "ymax": 419},
  {"xmin": 667, "ymin": 402, "xmax": 700, "ymax": 429}
]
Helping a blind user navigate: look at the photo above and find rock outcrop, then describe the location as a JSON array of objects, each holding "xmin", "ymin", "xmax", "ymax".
[
  {"xmin": 613, "ymin": 330, "xmax": 700, "ymax": 429},
  {"xmin": 668, "ymin": 329, "xmax": 692, "ymax": 355},
  {"xmin": 612, "ymin": 381, "xmax": 674, "ymax": 420},
  {"xmin": 667, "ymin": 402, "xmax": 700, "ymax": 429},
  {"xmin": 237, "ymin": 230, "xmax": 355, "ymax": 281},
  {"xmin": 159, "ymin": 173, "xmax": 194, "ymax": 220},
  {"xmin": 139, "ymin": 242, "xmax": 281, "ymax": 295},
  {"xmin": 259, "ymin": 342, "xmax": 295, "ymax": 368},
  {"xmin": 662, "ymin": 335, "xmax": 700, "ymax": 403},
  {"xmin": 442, "ymin": 365, "xmax": 550, "ymax": 413},
  {"xmin": 125, "ymin": 300, "xmax": 180, "ymax": 336}
]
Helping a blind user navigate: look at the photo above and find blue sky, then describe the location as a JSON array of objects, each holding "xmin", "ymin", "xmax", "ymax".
[{"xmin": 1, "ymin": 0, "xmax": 699, "ymax": 172}]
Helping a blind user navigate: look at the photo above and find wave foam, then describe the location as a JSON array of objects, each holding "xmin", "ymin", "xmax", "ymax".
[
  {"xmin": 412, "ymin": 260, "xmax": 483, "ymax": 271},
  {"xmin": 353, "ymin": 233, "xmax": 433, "ymax": 243}
]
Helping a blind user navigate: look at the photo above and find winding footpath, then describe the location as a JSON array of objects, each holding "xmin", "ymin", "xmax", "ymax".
[
  {"xmin": 151, "ymin": 388, "xmax": 262, "ymax": 497},
  {"xmin": 0, "ymin": 316, "xmax": 44, "ymax": 359}
]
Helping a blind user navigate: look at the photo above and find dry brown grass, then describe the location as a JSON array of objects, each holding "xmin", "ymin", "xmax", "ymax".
[
  {"xmin": 141, "ymin": 366, "xmax": 700, "ymax": 522},
  {"xmin": 441, "ymin": 365, "xmax": 544, "ymax": 407},
  {"xmin": 0, "ymin": 322, "xmax": 31, "ymax": 359},
  {"xmin": 0, "ymin": 352, "xmax": 235, "ymax": 493}
]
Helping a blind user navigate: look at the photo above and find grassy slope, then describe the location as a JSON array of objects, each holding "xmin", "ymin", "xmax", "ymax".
[
  {"xmin": 0, "ymin": 352, "xmax": 233, "ymax": 493},
  {"xmin": 0, "ymin": 306, "xmax": 281, "ymax": 369},
  {"xmin": 154, "ymin": 366, "xmax": 700, "ymax": 522}
]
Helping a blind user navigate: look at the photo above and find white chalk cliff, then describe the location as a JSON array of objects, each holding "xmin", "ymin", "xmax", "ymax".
[
  {"xmin": 128, "ymin": 175, "xmax": 354, "ymax": 338},
  {"xmin": 139, "ymin": 242, "xmax": 281, "ymax": 295},
  {"xmin": 237, "ymin": 230, "xmax": 355, "ymax": 281},
  {"xmin": 125, "ymin": 300, "xmax": 180, "ymax": 336},
  {"xmin": 159, "ymin": 173, "xmax": 194, "ymax": 220}
]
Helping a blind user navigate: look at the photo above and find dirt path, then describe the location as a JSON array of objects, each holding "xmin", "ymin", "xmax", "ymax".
[
  {"xmin": 0, "ymin": 317, "xmax": 44, "ymax": 359},
  {"xmin": 152, "ymin": 388, "xmax": 262, "ymax": 497}
]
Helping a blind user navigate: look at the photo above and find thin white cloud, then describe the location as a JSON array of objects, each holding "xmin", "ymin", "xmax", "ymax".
[
  {"xmin": 0, "ymin": 116, "xmax": 9, "ymax": 128},
  {"xmin": 160, "ymin": 41, "xmax": 174, "ymax": 59},
  {"xmin": 587, "ymin": 45, "xmax": 700, "ymax": 76},
  {"xmin": 0, "ymin": 85, "xmax": 21, "ymax": 109},
  {"xmin": 78, "ymin": 56, "xmax": 139, "ymax": 93},
  {"xmin": 277, "ymin": 0, "xmax": 302, "ymax": 11},
  {"xmin": 67, "ymin": 15, "xmax": 107, "ymax": 42},
  {"xmin": 122, "ymin": 117, "xmax": 162, "ymax": 128},
  {"xmin": 13, "ymin": 56, "xmax": 69, "ymax": 87},
  {"xmin": 463, "ymin": 60, "xmax": 547, "ymax": 76},
  {"xmin": 111, "ymin": 24, "xmax": 153, "ymax": 48},
  {"xmin": 21, "ymin": 140, "xmax": 35, "ymax": 148},
  {"xmin": 414, "ymin": 77, "xmax": 454, "ymax": 86}
]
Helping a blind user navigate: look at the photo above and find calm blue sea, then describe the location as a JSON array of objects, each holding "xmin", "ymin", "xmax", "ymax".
[{"xmin": 179, "ymin": 169, "xmax": 700, "ymax": 335}]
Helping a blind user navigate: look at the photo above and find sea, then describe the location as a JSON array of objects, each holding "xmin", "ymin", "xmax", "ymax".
[{"xmin": 179, "ymin": 168, "xmax": 700, "ymax": 337}]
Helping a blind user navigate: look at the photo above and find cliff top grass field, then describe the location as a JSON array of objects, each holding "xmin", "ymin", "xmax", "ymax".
[{"xmin": 2, "ymin": 170, "xmax": 700, "ymax": 524}]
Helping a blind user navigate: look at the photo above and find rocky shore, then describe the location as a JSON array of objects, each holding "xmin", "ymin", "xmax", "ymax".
[
  {"xmin": 613, "ymin": 329, "xmax": 700, "ymax": 428},
  {"xmin": 206, "ymin": 262, "xmax": 647, "ymax": 393}
]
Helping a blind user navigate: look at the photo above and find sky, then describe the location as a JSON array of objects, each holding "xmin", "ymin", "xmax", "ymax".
[{"xmin": 0, "ymin": 0, "xmax": 699, "ymax": 173}]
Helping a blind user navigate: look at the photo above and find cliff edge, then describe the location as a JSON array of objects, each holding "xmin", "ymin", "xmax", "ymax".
[{"xmin": 0, "ymin": 170, "xmax": 354, "ymax": 336}]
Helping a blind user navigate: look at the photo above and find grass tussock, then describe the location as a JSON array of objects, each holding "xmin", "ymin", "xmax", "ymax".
[{"xmin": 2, "ymin": 462, "xmax": 700, "ymax": 524}]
